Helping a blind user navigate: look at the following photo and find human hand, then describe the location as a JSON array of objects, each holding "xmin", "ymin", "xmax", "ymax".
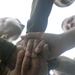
[
  {"xmin": 21, "ymin": 32, "xmax": 64, "ymax": 59},
  {"xmin": 17, "ymin": 36, "xmax": 50, "ymax": 58},
  {"xmin": 16, "ymin": 38, "xmax": 50, "ymax": 75},
  {"xmin": 8, "ymin": 49, "xmax": 40, "ymax": 75},
  {"xmin": 8, "ymin": 37, "xmax": 49, "ymax": 70}
]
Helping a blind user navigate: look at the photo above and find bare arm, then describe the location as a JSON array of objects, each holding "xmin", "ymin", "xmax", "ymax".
[{"xmin": 22, "ymin": 28, "xmax": 75, "ymax": 59}]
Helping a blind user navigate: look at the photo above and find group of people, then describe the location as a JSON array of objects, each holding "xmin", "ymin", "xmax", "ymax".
[{"xmin": 0, "ymin": 0, "xmax": 75, "ymax": 75}]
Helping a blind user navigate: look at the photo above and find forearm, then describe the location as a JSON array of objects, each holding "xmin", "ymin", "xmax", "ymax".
[
  {"xmin": 59, "ymin": 28, "xmax": 75, "ymax": 52},
  {"xmin": 27, "ymin": 0, "xmax": 54, "ymax": 33}
]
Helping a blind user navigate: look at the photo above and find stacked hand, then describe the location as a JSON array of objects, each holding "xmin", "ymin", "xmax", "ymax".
[
  {"xmin": 8, "ymin": 38, "xmax": 50, "ymax": 75},
  {"xmin": 21, "ymin": 32, "xmax": 63, "ymax": 59},
  {"xmin": 8, "ymin": 50, "xmax": 39, "ymax": 75}
]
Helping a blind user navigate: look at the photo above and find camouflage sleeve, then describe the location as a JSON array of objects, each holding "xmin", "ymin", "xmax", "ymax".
[{"xmin": 27, "ymin": 0, "xmax": 54, "ymax": 33}]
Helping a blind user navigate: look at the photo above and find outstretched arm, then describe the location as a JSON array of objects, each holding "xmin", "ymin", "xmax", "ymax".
[{"xmin": 22, "ymin": 28, "xmax": 75, "ymax": 59}]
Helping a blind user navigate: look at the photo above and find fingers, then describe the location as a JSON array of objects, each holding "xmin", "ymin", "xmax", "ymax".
[
  {"xmin": 15, "ymin": 50, "xmax": 25, "ymax": 71},
  {"xmin": 21, "ymin": 54, "xmax": 31, "ymax": 75},
  {"xmin": 38, "ymin": 45, "xmax": 49, "ymax": 75},
  {"xmin": 21, "ymin": 33, "xmax": 46, "ymax": 56},
  {"xmin": 31, "ymin": 39, "xmax": 47, "ymax": 58},
  {"xmin": 27, "ymin": 56, "xmax": 40, "ymax": 75},
  {"xmin": 35, "ymin": 40, "xmax": 46, "ymax": 53},
  {"xmin": 25, "ymin": 39, "xmax": 34, "ymax": 57},
  {"xmin": 31, "ymin": 39, "xmax": 40, "ymax": 58},
  {"xmin": 21, "ymin": 38, "xmax": 47, "ymax": 57},
  {"xmin": 21, "ymin": 39, "xmax": 34, "ymax": 75},
  {"xmin": 22, "ymin": 38, "xmax": 28, "ymax": 50},
  {"xmin": 43, "ymin": 44, "xmax": 50, "ymax": 59}
]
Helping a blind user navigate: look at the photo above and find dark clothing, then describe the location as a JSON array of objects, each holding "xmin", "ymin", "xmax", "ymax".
[
  {"xmin": 0, "ymin": 38, "xmax": 16, "ymax": 75},
  {"xmin": 27, "ymin": 0, "xmax": 54, "ymax": 33}
]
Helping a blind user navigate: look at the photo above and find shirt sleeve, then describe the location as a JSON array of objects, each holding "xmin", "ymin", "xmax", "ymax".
[
  {"xmin": 26, "ymin": 0, "xmax": 54, "ymax": 33},
  {"xmin": 0, "ymin": 38, "xmax": 16, "ymax": 67}
]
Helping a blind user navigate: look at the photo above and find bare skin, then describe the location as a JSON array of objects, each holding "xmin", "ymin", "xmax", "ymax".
[
  {"xmin": 7, "ymin": 39, "xmax": 48, "ymax": 69},
  {"xmin": 0, "ymin": 17, "xmax": 24, "ymax": 42},
  {"xmin": 21, "ymin": 29, "xmax": 75, "ymax": 59},
  {"xmin": 52, "ymin": 15, "xmax": 75, "ymax": 75},
  {"xmin": 8, "ymin": 39, "xmax": 50, "ymax": 75},
  {"xmin": 7, "ymin": 50, "xmax": 40, "ymax": 75},
  {"xmin": 7, "ymin": 38, "xmax": 49, "ymax": 75},
  {"xmin": 62, "ymin": 15, "xmax": 75, "ymax": 32}
]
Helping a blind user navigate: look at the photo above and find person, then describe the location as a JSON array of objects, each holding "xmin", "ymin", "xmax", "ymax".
[
  {"xmin": 23, "ymin": 0, "xmax": 75, "ymax": 62},
  {"xmin": 17, "ymin": 16, "xmax": 74, "ymax": 73},
  {"xmin": 0, "ymin": 35, "xmax": 48, "ymax": 75},
  {"xmin": 0, "ymin": 1, "xmax": 55, "ymax": 72},
  {"xmin": 0, "ymin": 1, "xmax": 55, "ymax": 74},
  {"xmin": 21, "ymin": 15, "xmax": 75, "ymax": 75},
  {"xmin": 53, "ymin": 56, "xmax": 75, "ymax": 75},
  {"xmin": 0, "ymin": 1, "xmax": 58, "ymax": 75},
  {"xmin": 14, "ymin": 1, "xmax": 75, "ymax": 74},
  {"xmin": 55, "ymin": 0, "xmax": 75, "ymax": 7},
  {"xmin": 0, "ymin": 17, "xmax": 24, "ymax": 42},
  {"xmin": 1, "ymin": 0, "xmax": 74, "ymax": 41},
  {"xmin": 0, "ymin": 1, "xmax": 74, "ymax": 74},
  {"xmin": 61, "ymin": 15, "xmax": 75, "ymax": 32},
  {"xmin": 0, "ymin": 17, "xmax": 49, "ymax": 75},
  {"xmin": 21, "ymin": 25, "xmax": 75, "ymax": 59},
  {"xmin": 51, "ymin": 15, "xmax": 75, "ymax": 75}
]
